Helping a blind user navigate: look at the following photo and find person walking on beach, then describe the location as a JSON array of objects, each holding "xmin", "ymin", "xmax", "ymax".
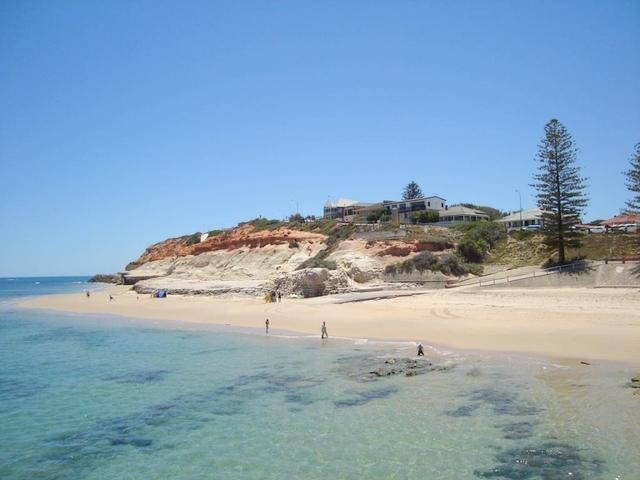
[
  {"xmin": 86, "ymin": 290, "xmax": 90, "ymax": 298},
  {"xmin": 417, "ymin": 343, "xmax": 424, "ymax": 356},
  {"xmin": 265, "ymin": 318, "xmax": 270, "ymax": 335},
  {"xmin": 109, "ymin": 295, "xmax": 114, "ymax": 302},
  {"xmin": 321, "ymin": 321, "xmax": 328, "ymax": 339},
  {"xmin": 277, "ymin": 291, "xmax": 282, "ymax": 303}
]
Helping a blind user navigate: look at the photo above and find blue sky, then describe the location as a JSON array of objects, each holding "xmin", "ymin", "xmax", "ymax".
[{"xmin": 1, "ymin": 0, "xmax": 639, "ymax": 276}]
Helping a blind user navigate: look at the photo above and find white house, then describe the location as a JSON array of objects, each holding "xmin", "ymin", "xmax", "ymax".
[
  {"xmin": 497, "ymin": 207, "xmax": 544, "ymax": 231},
  {"xmin": 438, "ymin": 205, "xmax": 489, "ymax": 225},
  {"xmin": 382, "ymin": 196, "xmax": 448, "ymax": 224}
]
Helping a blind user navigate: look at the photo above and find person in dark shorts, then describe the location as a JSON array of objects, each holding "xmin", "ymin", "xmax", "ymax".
[{"xmin": 417, "ymin": 343, "xmax": 424, "ymax": 356}]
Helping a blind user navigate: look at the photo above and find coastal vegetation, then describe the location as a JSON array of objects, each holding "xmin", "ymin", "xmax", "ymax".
[
  {"xmin": 411, "ymin": 210, "xmax": 439, "ymax": 224},
  {"xmin": 183, "ymin": 232, "xmax": 202, "ymax": 246},
  {"xmin": 452, "ymin": 221, "xmax": 506, "ymax": 263},
  {"xmin": 384, "ymin": 251, "xmax": 482, "ymax": 277}
]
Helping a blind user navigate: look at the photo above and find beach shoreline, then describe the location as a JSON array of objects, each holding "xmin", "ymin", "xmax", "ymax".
[{"xmin": 18, "ymin": 284, "xmax": 640, "ymax": 367}]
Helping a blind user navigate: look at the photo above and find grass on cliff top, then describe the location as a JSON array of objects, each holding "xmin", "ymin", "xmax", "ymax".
[
  {"xmin": 567, "ymin": 232, "xmax": 639, "ymax": 260},
  {"xmin": 488, "ymin": 231, "xmax": 640, "ymax": 267}
]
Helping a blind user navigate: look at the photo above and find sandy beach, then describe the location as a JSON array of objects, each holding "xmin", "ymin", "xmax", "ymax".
[{"xmin": 20, "ymin": 285, "xmax": 640, "ymax": 366}]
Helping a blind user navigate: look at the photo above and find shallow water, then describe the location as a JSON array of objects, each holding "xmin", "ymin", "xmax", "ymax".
[{"xmin": 1, "ymin": 277, "xmax": 638, "ymax": 479}]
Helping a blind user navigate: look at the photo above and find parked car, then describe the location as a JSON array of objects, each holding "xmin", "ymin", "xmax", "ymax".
[
  {"xmin": 522, "ymin": 224, "xmax": 541, "ymax": 231},
  {"xmin": 621, "ymin": 223, "xmax": 638, "ymax": 233},
  {"xmin": 588, "ymin": 225, "xmax": 606, "ymax": 234}
]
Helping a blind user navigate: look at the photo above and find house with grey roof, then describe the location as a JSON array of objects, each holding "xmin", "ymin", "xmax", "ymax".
[
  {"xmin": 438, "ymin": 205, "xmax": 490, "ymax": 226},
  {"xmin": 497, "ymin": 207, "xmax": 544, "ymax": 231}
]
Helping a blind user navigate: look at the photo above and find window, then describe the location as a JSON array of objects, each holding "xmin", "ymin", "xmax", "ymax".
[
  {"xmin": 441, "ymin": 203, "xmax": 444, "ymax": 208},
  {"xmin": 427, "ymin": 201, "xmax": 431, "ymax": 207}
]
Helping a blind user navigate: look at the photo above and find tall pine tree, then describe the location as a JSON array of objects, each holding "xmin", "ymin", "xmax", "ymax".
[
  {"xmin": 624, "ymin": 143, "xmax": 640, "ymax": 214},
  {"xmin": 402, "ymin": 181, "xmax": 423, "ymax": 200},
  {"xmin": 531, "ymin": 119, "xmax": 588, "ymax": 264}
]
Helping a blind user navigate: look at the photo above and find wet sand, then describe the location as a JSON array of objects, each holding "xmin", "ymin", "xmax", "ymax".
[{"xmin": 20, "ymin": 285, "xmax": 640, "ymax": 366}]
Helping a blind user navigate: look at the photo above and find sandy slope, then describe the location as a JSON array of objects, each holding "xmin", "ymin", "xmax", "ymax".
[{"xmin": 20, "ymin": 286, "xmax": 640, "ymax": 366}]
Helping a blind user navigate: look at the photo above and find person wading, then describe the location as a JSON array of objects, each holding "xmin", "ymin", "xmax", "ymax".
[{"xmin": 321, "ymin": 321, "xmax": 328, "ymax": 339}]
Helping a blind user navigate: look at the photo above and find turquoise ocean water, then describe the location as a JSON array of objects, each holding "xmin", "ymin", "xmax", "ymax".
[{"xmin": 1, "ymin": 277, "xmax": 638, "ymax": 479}]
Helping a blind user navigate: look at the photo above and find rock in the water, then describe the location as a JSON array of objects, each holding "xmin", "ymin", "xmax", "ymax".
[
  {"xmin": 363, "ymin": 357, "xmax": 453, "ymax": 380},
  {"xmin": 626, "ymin": 375, "xmax": 640, "ymax": 389}
]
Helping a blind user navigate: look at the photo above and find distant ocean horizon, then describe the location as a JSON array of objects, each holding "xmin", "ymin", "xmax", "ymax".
[{"xmin": 1, "ymin": 277, "xmax": 639, "ymax": 479}]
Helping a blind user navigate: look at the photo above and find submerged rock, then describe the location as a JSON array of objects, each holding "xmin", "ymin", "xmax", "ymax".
[
  {"xmin": 626, "ymin": 374, "xmax": 640, "ymax": 390},
  {"xmin": 474, "ymin": 442, "xmax": 603, "ymax": 479},
  {"xmin": 366, "ymin": 357, "xmax": 454, "ymax": 380},
  {"xmin": 334, "ymin": 352, "xmax": 455, "ymax": 382}
]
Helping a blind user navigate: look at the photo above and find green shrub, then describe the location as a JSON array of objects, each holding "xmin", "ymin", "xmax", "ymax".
[
  {"xmin": 453, "ymin": 221, "xmax": 505, "ymax": 247},
  {"xmin": 291, "ymin": 218, "xmax": 337, "ymax": 235},
  {"xmin": 457, "ymin": 239, "xmax": 489, "ymax": 263},
  {"xmin": 385, "ymin": 252, "xmax": 483, "ymax": 277},
  {"xmin": 366, "ymin": 208, "xmax": 389, "ymax": 223},
  {"xmin": 384, "ymin": 264, "xmax": 397, "ymax": 275},
  {"xmin": 183, "ymin": 232, "xmax": 202, "ymax": 246},
  {"xmin": 246, "ymin": 218, "xmax": 283, "ymax": 231},
  {"xmin": 412, "ymin": 251, "xmax": 438, "ymax": 272},
  {"xmin": 208, "ymin": 230, "xmax": 224, "ymax": 237},
  {"xmin": 399, "ymin": 260, "xmax": 414, "ymax": 274},
  {"xmin": 411, "ymin": 210, "xmax": 440, "ymax": 224}
]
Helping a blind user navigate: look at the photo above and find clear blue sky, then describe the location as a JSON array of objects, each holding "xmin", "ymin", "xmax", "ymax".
[{"xmin": 1, "ymin": 0, "xmax": 639, "ymax": 276}]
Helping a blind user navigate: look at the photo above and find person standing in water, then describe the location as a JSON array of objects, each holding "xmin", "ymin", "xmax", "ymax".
[
  {"xmin": 321, "ymin": 321, "xmax": 328, "ymax": 339},
  {"xmin": 265, "ymin": 318, "xmax": 270, "ymax": 335},
  {"xmin": 417, "ymin": 343, "xmax": 424, "ymax": 356}
]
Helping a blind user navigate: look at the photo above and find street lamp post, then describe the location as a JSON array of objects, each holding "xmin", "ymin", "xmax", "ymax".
[{"xmin": 515, "ymin": 189, "xmax": 522, "ymax": 229}]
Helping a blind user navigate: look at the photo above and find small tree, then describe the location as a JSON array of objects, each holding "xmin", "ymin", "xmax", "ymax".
[
  {"xmin": 624, "ymin": 143, "xmax": 640, "ymax": 213},
  {"xmin": 402, "ymin": 181, "xmax": 423, "ymax": 200},
  {"xmin": 288, "ymin": 213, "xmax": 304, "ymax": 223},
  {"xmin": 457, "ymin": 239, "xmax": 488, "ymax": 263},
  {"xmin": 531, "ymin": 119, "xmax": 588, "ymax": 264},
  {"xmin": 366, "ymin": 208, "xmax": 388, "ymax": 223}
]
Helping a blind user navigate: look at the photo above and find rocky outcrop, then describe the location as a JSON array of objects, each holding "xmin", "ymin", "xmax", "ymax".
[
  {"xmin": 133, "ymin": 277, "xmax": 266, "ymax": 296},
  {"xmin": 272, "ymin": 268, "xmax": 350, "ymax": 297},
  {"xmin": 88, "ymin": 274, "xmax": 124, "ymax": 284},
  {"xmin": 112, "ymin": 223, "xmax": 481, "ymax": 297}
]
